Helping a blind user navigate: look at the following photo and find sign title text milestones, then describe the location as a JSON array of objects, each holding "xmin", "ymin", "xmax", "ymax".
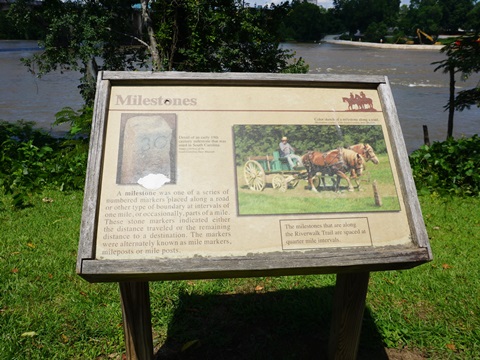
[{"xmin": 115, "ymin": 94, "xmax": 197, "ymax": 107}]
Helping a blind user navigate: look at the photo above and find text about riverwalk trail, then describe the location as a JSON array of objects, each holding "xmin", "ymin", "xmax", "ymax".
[{"xmin": 280, "ymin": 218, "xmax": 372, "ymax": 250}]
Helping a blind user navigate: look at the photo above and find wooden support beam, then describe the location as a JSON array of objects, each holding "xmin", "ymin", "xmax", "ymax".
[
  {"xmin": 328, "ymin": 272, "xmax": 370, "ymax": 360},
  {"xmin": 119, "ymin": 281, "xmax": 154, "ymax": 360},
  {"xmin": 423, "ymin": 125, "xmax": 430, "ymax": 146}
]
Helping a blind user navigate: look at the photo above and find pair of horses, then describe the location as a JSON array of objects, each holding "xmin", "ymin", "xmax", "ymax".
[
  {"xmin": 301, "ymin": 143, "xmax": 379, "ymax": 192},
  {"xmin": 342, "ymin": 96, "xmax": 374, "ymax": 111}
]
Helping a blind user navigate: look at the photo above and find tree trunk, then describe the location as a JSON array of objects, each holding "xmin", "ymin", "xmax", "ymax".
[
  {"xmin": 447, "ymin": 66, "xmax": 455, "ymax": 139},
  {"xmin": 86, "ymin": 56, "xmax": 98, "ymax": 84},
  {"xmin": 168, "ymin": 9, "xmax": 179, "ymax": 71},
  {"xmin": 141, "ymin": 0, "xmax": 162, "ymax": 71}
]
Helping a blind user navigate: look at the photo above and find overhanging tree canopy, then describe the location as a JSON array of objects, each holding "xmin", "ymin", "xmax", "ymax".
[{"xmin": 19, "ymin": 0, "xmax": 307, "ymax": 107}]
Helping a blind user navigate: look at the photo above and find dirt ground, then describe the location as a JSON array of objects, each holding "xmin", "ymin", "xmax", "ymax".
[{"xmin": 384, "ymin": 348, "xmax": 426, "ymax": 359}]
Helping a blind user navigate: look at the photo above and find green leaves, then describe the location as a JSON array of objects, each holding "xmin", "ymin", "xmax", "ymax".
[
  {"xmin": 0, "ymin": 121, "xmax": 88, "ymax": 209},
  {"xmin": 433, "ymin": 33, "xmax": 480, "ymax": 129},
  {"xmin": 54, "ymin": 106, "xmax": 93, "ymax": 138},
  {"xmin": 171, "ymin": 1, "xmax": 302, "ymax": 73},
  {"xmin": 409, "ymin": 135, "xmax": 480, "ymax": 196}
]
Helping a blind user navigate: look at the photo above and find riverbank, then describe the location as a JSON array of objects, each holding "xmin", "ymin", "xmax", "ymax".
[{"xmin": 322, "ymin": 35, "xmax": 444, "ymax": 50}]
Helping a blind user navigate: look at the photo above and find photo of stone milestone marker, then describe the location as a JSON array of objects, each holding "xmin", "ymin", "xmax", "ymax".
[{"xmin": 117, "ymin": 114, "xmax": 176, "ymax": 187}]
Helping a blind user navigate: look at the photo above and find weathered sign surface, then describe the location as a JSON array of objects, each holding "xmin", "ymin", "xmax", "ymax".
[{"xmin": 77, "ymin": 72, "xmax": 431, "ymax": 282}]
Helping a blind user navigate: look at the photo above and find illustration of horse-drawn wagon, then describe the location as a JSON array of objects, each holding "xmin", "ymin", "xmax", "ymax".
[
  {"xmin": 243, "ymin": 151, "xmax": 306, "ymax": 192},
  {"xmin": 243, "ymin": 144, "xmax": 379, "ymax": 193}
]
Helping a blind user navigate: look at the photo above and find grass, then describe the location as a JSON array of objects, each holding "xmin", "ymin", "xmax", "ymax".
[
  {"xmin": 238, "ymin": 190, "xmax": 401, "ymax": 214},
  {"xmin": 1, "ymin": 190, "xmax": 479, "ymax": 359},
  {"xmin": 367, "ymin": 194, "xmax": 480, "ymax": 358}
]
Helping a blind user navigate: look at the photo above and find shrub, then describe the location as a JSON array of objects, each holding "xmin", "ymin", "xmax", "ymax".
[
  {"xmin": 54, "ymin": 106, "xmax": 93, "ymax": 138},
  {"xmin": 0, "ymin": 121, "xmax": 88, "ymax": 208},
  {"xmin": 409, "ymin": 135, "xmax": 480, "ymax": 196}
]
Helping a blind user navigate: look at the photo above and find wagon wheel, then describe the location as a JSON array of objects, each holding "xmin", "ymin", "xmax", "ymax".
[
  {"xmin": 272, "ymin": 174, "xmax": 288, "ymax": 192},
  {"xmin": 284, "ymin": 174, "xmax": 299, "ymax": 189},
  {"xmin": 244, "ymin": 160, "xmax": 266, "ymax": 191},
  {"xmin": 290, "ymin": 179, "xmax": 300, "ymax": 188},
  {"xmin": 289, "ymin": 176, "xmax": 300, "ymax": 188}
]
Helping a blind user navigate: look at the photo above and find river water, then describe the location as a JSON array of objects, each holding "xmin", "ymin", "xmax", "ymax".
[
  {"xmin": 0, "ymin": 40, "xmax": 83, "ymax": 135},
  {"xmin": 1, "ymin": 40, "xmax": 479, "ymax": 152}
]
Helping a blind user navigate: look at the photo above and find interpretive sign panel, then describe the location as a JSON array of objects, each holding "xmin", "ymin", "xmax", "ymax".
[{"xmin": 77, "ymin": 72, "xmax": 431, "ymax": 282}]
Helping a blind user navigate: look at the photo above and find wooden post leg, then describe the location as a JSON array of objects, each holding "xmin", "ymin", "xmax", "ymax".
[
  {"xmin": 328, "ymin": 272, "xmax": 370, "ymax": 360},
  {"xmin": 422, "ymin": 125, "xmax": 430, "ymax": 146},
  {"xmin": 119, "ymin": 281, "xmax": 154, "ymax": 360}
]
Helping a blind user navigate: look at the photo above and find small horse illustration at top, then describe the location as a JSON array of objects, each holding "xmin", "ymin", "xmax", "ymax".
[{"xmin": 342, "ymin": 92, "xmax": 374, "ymax": 111}]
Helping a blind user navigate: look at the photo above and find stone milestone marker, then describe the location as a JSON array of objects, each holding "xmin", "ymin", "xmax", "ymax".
[{"xmin": 118, "ymin": 115, "xmax": 175, "ymax": 185}]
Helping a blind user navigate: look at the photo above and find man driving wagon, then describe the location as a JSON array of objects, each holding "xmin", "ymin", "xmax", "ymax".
[{"xmin": 279, "ymin": 136, "xmax": 303, "ymax": 170}]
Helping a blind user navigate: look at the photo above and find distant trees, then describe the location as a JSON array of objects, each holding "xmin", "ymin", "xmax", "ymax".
[
  {"xmin": 438, "ymin": 0, "xmax": 474, "ymax": 34},
  {"xmin": 329, "ymin": 0, "xmax": 475, "ymax": 40},
  {"xmin": 3, "ymin": 0, "xmax": 47, "ymax": 40},
  {"xmin": 364, "ymin": 22, "xmax": 389, "ymax": 43},
  {"xmin": 407, "ymin": 0, "xmax": 443, "ymax": 36},
  {"xmin": 333, "ymin": 0, "xmax": 400, "ymax": 36},
  {"xmin": 465, "ymin": 2, "xmax": 480, "ymax": 31},
  {"xmin": 3, "ymin": 0, "xmax": 479, "ymax": 46},
  {"xmin": 398, "ymin": 0, "xmax": 475, "ymax": 38},
  {"xmin": 281, "ymin": 0, "xmax": 327, "ymax": 41}
]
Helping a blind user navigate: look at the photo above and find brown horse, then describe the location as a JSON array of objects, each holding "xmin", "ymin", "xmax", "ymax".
[
  {"xmin": 302, "ymin": 148, "xmax": 364, "ymax": 192},
  {"xmin": 348, "ymin": 143, "xmax": 379, "ymax": 164},
  {"xmin": 342, "ymin": 97, "xmax": 357, "ymax": 110}
]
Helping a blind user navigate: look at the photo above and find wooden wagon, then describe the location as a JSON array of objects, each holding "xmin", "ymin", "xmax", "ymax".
[{"xmin": 243, "ymin": 151, "xmax": 308, "ymax": 192}]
